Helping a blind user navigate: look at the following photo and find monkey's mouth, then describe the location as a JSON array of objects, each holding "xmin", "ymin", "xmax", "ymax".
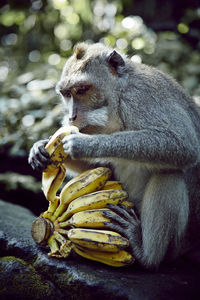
[{"xmin": 80, "ymin": 124, "xmax": 105, "ymax": 134}]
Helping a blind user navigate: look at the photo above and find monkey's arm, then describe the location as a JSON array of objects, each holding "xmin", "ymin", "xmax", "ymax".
[{"xmin": 63, "ymin": 107, "xmax": 199, "ymax": 169}]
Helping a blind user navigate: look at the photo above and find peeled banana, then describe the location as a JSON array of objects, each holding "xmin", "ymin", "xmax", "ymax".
[{"xmin": 67, "ymin": 228, "xmax": 129, "ymax": 252}]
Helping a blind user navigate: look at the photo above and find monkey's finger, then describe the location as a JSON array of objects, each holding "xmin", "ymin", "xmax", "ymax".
[
  {"xmin": 33, "ymin": 140, "xmax": 49, "ymax": 159},
  {"xmin": 38, "ymin": 145, "xmax": 50, "ymax": 158},
  {"xmin": 32, "ymin": 146, "xmax": 50, "ymax": 162},
  {"xmin": 62, "ymin": 143, "xmax": 70, "ymax": 154},
  {"xmin": 29, "ymin": 154, "xmax": 46, "ymax": 171},
  {"xmin": 32, "ymin": 156, "xmax": 48, "ymax": 172},
  {"xmin": 29, "ymin": 162, "xmax": 35, "ymax": 170},
  {"xmin": 103, "ymin": 222, "xmax": 126, "ymax": 236},
  {"xmin": 102, "ymin": 211, "xmax": 127, "ymax": 226},
  {"xmin": 32, "ymin": 145, "xmax": 50, "ymax": 164},
  {"xmin": 107, "ymin": 203, "xmax": 133, "ymax": 221},
  {"xmin": 119, "ymin": 204, "xmax": 140, "ymax": 221},
  {"xmin": 62, "ymin": 135, "xmax": 70, "ymax": 144},
  {"xmin": 28, "ymin": 151, "xmax": 33, "ymax": 165},
  {"xmin": 35, "ymin": 151, "xmax": 51, "ymax": 164},
  {"xmin": 71, "ymin": 130, "xmax": 78, "ymax": 134}
]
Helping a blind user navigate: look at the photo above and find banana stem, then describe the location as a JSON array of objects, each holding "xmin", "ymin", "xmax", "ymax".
[
  {"xmin": 48, "ymin": 196, "xmax": 59, "ymax": 213},
  {"xmin": 48, "ymin": 235, "xmax": 60, "ymax": 257},
  {"xmin": 51, "ymin": 203, "xmax": 68, "ymax": 221},
  {"xmin": 59, "ymin": 220, "xmax": 71, "ymax": 228},
  {"xmin": 57, "ymin": 209, "xmax": 71, "ymax": 222},
  {"xmin": 53, "ymin": 231, "xmax": 67, "ymax": 245},
  {"xmin": 53, "ymin": 231, "xmax": 73, "ymax": 258},
  {"xmin": 58, "ymin": 228, "xmax": 69, "ymax": 235},
  {"xmin": 42, "ymin": 197, "xmax": 60, "ymax": 220}
]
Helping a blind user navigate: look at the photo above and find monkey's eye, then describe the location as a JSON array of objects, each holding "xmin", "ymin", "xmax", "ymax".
[
  {"xmin": 60, "ymin": 89, "xmax": 71, "ymax": 98},
  {"xmin": 76, "ymin": 85, "xmax": 91, "ymax": 95}
]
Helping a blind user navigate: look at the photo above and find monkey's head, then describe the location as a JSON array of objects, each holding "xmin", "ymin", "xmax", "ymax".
[{"xmin": 56, "ymin": 42, "xmax": 128, "ymax": 134}]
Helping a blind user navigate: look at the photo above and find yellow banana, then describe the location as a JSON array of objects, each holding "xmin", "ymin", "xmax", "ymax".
[
  {"xmin": 44, "ymin": 125, "xmax": 79, "ymax": 171},
  {"xmin": 52, "ymin": 167, "xmax": 112, "ymax": 221},
  {"xmin": 73, "ymin": 246, "xmax": 134, "ymax": 267},
  {"xmin": 67, "ymin": 228, "xmax": 129, "ymax": 252},
  {"xmin": 101, "ymin": 181, "xmax": 123, "ymax": 190},
  {"xmin": 31, "ymin": 124, "xmax": 134, "ymax": 267},
  {"xmin": 59, "ymin": 208, "xmax": 117, "ymax": 228},
  {"xmin": 57, "ymin": 189, "xmax": 128, "ymax": 222}
]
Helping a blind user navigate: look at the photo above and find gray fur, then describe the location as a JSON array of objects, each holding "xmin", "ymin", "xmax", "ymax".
[{"xmin": 29, "ymin": 42, "xmax": 200, "ymax": 269}]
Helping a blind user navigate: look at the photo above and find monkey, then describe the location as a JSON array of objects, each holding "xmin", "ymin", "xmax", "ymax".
[{"xmin": 29, "ymin": 42, "xmax": 200, "ymax": 270}]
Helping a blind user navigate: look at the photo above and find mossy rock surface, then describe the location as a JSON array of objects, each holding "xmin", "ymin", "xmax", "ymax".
[{"xmin": 0, "ymin": 199, "xmax": 200, "ymax": 300}]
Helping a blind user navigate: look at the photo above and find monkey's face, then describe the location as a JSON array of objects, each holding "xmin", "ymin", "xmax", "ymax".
[
  {"xmin": 56, "ymin": 79, "xmax": 111, "ymax": 134},
  {"xmin": 56, "ymin": 43, "xmax": 124, "ymax": 134}
]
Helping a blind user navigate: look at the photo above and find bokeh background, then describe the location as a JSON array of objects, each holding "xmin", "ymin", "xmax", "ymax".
[{"xmin": 0, "ymin": 0, "xmax": 199, "ymax": 215}]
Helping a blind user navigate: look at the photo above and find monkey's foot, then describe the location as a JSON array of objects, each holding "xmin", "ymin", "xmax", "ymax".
[{"xmin": 103, "ymin": 204, "xmax": 142, "ymax": 255}]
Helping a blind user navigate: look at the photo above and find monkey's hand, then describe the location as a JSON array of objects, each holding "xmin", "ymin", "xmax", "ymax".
[
  {"xmin": 103, "ymin": 204, "xmax": 143, "ymax": 260},
  {"xmin": 62, "ymin": 132, "xmax": 92, "ymax": 160},
  {"xmin": 28, "ymin": 139, "xmax": 50, "ymax": 171}
]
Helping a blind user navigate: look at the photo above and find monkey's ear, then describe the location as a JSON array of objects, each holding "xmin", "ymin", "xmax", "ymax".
[
  {"xmin": 107, "ymin": 50, "xmax": 125, "ymax": 70},
  {"xmin": 74, "ymin": 43, "xmax": 87, "ymax": 59}
]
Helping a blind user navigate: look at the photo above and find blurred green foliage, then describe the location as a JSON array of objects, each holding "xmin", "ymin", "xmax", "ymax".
[{"xmin": 0, "ymin": 0, "xmax": 200, "ymax": 159}]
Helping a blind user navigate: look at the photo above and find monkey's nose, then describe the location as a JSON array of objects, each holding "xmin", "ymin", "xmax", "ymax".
[{"xmin": 69, "ymin": 114, "xmax": 77, "ymax": 122}]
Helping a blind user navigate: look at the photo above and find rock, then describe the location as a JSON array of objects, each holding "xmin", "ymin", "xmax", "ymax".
[{"xmin": 0, "ymin": 200, "xmax": 200, "ymax": 300}]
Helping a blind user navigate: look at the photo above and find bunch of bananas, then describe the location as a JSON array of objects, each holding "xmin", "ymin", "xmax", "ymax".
[{"xmin": 31, "ymin": 126, "xmax": 135, "ymax": 267}]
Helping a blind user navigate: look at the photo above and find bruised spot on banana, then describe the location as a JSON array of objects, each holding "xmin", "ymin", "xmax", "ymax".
[{"xmin": 31, "ymin": 126, "xmax": 135, "ymax": 267}]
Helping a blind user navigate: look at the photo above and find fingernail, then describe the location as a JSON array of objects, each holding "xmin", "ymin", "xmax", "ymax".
[
  {"xmin": 103, "ymin": 222, "xmax": 111, "ymax": 226},
  {"xmin": 103, "ymin": 211, "xmax": 112, "ymax": 217}
]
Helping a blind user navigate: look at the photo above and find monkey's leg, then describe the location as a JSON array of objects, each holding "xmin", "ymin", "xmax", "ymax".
[{"xmin": 104, "ymin": 172, "xmax": 189, "ymax": 269}]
